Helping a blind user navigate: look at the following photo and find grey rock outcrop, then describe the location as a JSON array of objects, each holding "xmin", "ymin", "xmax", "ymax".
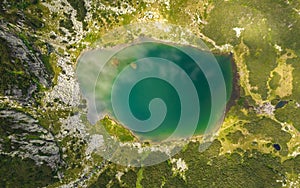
[{"xmin": 0, "ymin": 109, "xmax": 61, "ymax": 170}]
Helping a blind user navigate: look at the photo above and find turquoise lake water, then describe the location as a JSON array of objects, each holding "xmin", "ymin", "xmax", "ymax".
[{"xmin": 85, "ymin": 42, "xmax": 232, "ymax": 142}]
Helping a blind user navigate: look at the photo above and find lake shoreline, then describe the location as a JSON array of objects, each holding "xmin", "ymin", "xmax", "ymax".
[
  {"xmin": 226, "ymin": 52, "xmax": 240, "ymax": 113},
  {"xmin": 78, "ymin": 44, "xmax": 239, "ymax": 144}
]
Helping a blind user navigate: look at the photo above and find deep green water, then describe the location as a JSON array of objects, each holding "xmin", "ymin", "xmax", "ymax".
[{"xmin": 91, "ymin": 42, "xmax": 233, "ymax": 142}]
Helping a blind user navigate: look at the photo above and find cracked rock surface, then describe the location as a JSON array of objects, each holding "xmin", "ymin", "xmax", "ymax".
[{"xmin": 0, "ymin": 109, "xmax": 61, "ymax": 170}]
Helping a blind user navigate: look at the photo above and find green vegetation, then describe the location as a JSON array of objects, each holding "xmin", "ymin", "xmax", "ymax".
[
  {"xmin": 269, "ymin": 72, "xmax": 281, "ymax": 90},
  {"xmin": 0, "ymin": 111, "xmax": 59, "ymax": 187},
  {"xmin": 101, "ymin": 116, "xmax": 136, "ymax": 142},
  {"xmin": 243, "ymin": 41, "xmax": 277, "ymax": 100},
  {"xmin": 283, "ymin": 155, "xmax": 300, "ymax": 175},
  {"xmin": 136, "ymin": 168, "xmax": 143, "ymax": 188},
  {"xmin": 178, "ymin": 141, "xmax": 283, "ymax": 188},
  {"xmin": 0, "ymin": 1, "xmax": 55, "ymax": 97},
  {"xmin": 0, "ymin": 0, "xmax": 300, "ymax": 187},
  {"xmin": 66, "ymin": 0, "xmax": 87, "ymax": 29},
  {"xmin": 275, "ymin": 102, "xmax": 300, "ymax": 132},
  {"xmin": 122, "ymin": 169, "xmax": 138, "ymax": 188},
  {"xmin": 167, "ymin": 0, "xmax": 190, "ymax": 25},
  {"xmin": 202, "ymin": 0, "xmax": 300, "ymax": 100},
  {"xmin": 0, "ymin": 155, "xmax": 57, "ymax": 188},
  {"xmin": 0, "ymin": 0, "xmax": 45, "ymax": 30},
  {"xmin": 59, "ymin": 15, "xmax": 74, "ymax": 33},
  {"xmin": 0, "ymin": 38, "xmax": 34, "ymax": 96},
  {"xmin": 141, "ymin": 161, "xmax": 173, "ymax": 187},
  {"xmin": 244, "ymin": 117, "xmax": 291, "ymax": 156},
  {"xmin": 37, "ymin": 109, "xmax": 71, "ymax": 134},
  {"xmin": 226, "ymin": 130, "xmax": 244, "ymax": 144},
  {"xmin": 290, "ymin": 57, "xmax": 300, "ymax": 101},
  {"xmin": 239, "ymin": 0, "xmax": 300, "ymax": 51},
  {"xmin": 58, "ymin": 135, "xmax": 87, "ymax": 182},
  {"xmin": 89, "ymin": 165, "xmax": 120, "ymax": 188},
  {"xmin": 90, "ymin": 139, "xmax": 300, "ymax": 187},
  {"xmin": 24, "ymin": 11, "xmax": 44, "ymax": 29},
  {"xmin": 202, "ymin": 1, "xmax": 245, "ymax": 45}
]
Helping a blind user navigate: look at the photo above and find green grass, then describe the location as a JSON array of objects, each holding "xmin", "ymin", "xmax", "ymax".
[
  {"xmin": 239, "ymin": 0, "xmax": 300, "ymax": 50},
  {"xmin": 37, "ymin": 109, "xmax": 70, "ymax": 134},
  {"xmin": 121, "ymin": 169, "xmax": 138, "ymax": 188},
  {"xmin": 101, "ymin": 116, "xmax": 136, "ymax": 142},
  {"xmin": 275, "ymin": 102, "xmax": 300, "ymax": 132},
  {"xmin": 202, "ymin": 0, "xmax": 299, "ymax": 100},
  {"xmin": 167, "ymin": 0, "xmax": 190, "ymax": 25},
  {"xmin": 226, "ymin": 130, "xmax": 244, "ymax": 144},
  {"xmin": 289, "ymin": 57, "xmax": 300, "ymax": 101},
  {"xmin": 244, "ymin": 117, "xmax": 291, "ymax": 156},
  {"xmin": 89, "ymin": 165, "xmax": 119, "ymax": 188},
  {"xmin": 136, "ymin": 168, "xmax": 143, "ymax": 188},
  {"xmin": 269, "ymin": 71, "xmax": 281, "ymax": 90},
  {"xmin": 243, "ymin": 41, "xmax": 277, "ymax": 99},
  {"xmin": 0, "ymin": 155, "xmax": 57, "ymax": 188},
  {"xmin": 202, "ymin": 1, "xmax": 248, "ymax": 45},
  {"xmin": 141, "ymin": 161, "xmax": 172, "ymax": 187}
]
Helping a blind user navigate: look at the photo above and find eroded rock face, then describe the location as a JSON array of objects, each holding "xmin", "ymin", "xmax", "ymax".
[
  {"xmin": 0, "ymin": 109, "xmax": 61, "ymax": 170},
  {"xmin": 0, "ymin": 25, "xmax": 53, "ymax": 101}
]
